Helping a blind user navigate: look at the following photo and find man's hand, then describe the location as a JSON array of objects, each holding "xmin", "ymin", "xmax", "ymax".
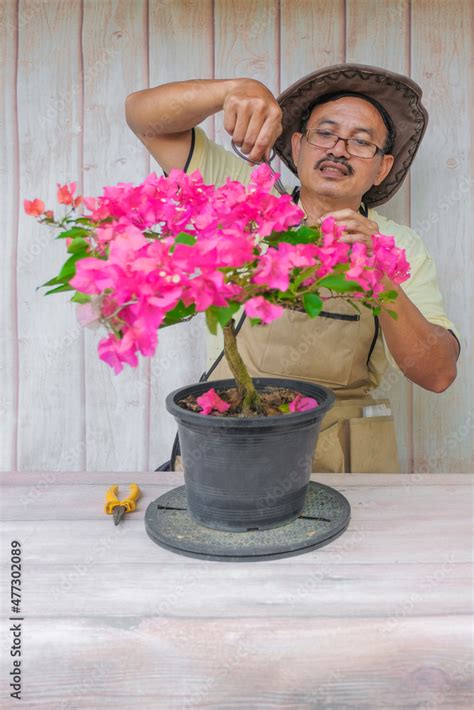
[
  {"xmin": 223, "ymin": 79, "xmax": 283, "ymax": 163},
  {"xmin": 319, "ymin": 208, "xmax": 379, "ymax": 256},
  {"xmin": 125, "ymin": 77, "xmax": 282, "ymax": 174}
]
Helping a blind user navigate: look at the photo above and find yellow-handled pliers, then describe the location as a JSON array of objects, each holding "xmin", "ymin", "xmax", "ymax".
[{"xmin": 104, "ymin": 483, "xmax": 141, "ymax": 525}]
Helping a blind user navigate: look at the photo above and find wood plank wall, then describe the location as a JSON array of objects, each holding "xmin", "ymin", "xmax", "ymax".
[{"xmin": 1, "ymin": 0, "xmax": 472, "ymax": 473}]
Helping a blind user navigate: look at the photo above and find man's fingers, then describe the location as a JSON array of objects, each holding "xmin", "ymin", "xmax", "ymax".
[
  {"xmin": 323, "ymin": 218, "xmax": 379, "ymax": 237},
  {"xmin": 247, "ymin": 116, "xmax": 282, "ymax": 163},
  {"xmin": 321, "ymin": 210, "xmax": 379, "ymax": 235},
  {"xmin": 340, "ymin": 233, "xmax": 374, "ymax": 254},
  {"xmin": 223, "ymin": 105, "xmax": 238, "ymax": 137},
  {"xmin": 231, "ymin": 107, "xmax": 253, "ymax": 149},
  {"xmin": 240, "ymin": 111, "xmax": 267, "ymax": 155},
  {"xmin": 336, "ymin": 219, "xmax": 373, "ymax": 236}
]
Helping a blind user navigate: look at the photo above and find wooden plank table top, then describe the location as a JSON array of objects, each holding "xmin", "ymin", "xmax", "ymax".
[{"xmin": 0, "ymin": 472, "xmax": 473, "ymax": 709}]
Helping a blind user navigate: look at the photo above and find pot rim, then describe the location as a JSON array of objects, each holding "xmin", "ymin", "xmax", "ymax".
[{"xmin": 166, "ymin": 377, "xmax": 336, "ymax": 428}]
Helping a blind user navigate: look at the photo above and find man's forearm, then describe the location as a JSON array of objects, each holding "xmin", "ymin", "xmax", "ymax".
[
  {"xmin": 125, "ymin": 79, "xmax": 237, "ymax": 138},
  {"xmin": 379, "ymin": 280, "xmax": 459, "ymax": 392}
]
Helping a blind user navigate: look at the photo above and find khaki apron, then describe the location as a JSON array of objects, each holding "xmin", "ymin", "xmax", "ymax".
[{"xmin": 205, "ymin": 292, "xmax": 400, "ymax": 474}]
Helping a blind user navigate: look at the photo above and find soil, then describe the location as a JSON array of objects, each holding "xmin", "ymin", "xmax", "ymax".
[{"xmin": 177, "ymin": 385, "xmax": 312, "ymax": 418}]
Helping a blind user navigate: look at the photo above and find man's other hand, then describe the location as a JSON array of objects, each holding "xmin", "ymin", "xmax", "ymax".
[{"xmin": 319, "ymin": 209, "xmax": 380, "ymax": 256}]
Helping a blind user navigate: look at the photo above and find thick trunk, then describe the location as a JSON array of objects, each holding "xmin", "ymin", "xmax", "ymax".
[{"xmin": 223, "ymin": 319, "xmax": 263, "ymax": 416}]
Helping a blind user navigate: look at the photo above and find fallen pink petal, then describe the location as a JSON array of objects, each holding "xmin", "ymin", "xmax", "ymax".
[
  {"xmin": 196, "ymin": 388, "xmax": 231, "ymax": 415},
  {"xmin": 288, "ymin": 394, "xmax": 319, "ymax": 412}
]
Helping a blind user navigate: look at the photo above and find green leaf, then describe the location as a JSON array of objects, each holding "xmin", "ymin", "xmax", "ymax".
[
  {"xmin": 208, "ymin": 302, "xmax": 241, "ymax": 329},
  {"xmin": 278, "ymin": 403, "xmax": 290, "ymax": 413},
  {"xmin": 74, "ymin": 217, "xmax": 96, "ymax": 225},
  {"xmin": 303, "ymin": 293, "xmax": 323, "ymax": 319},
  {"xmin": 41, "ymin": 251, "xmax": 90, "ymax": 290},
  {"xmin": 70, "ymin": 292, "xmax": 92, "ymax": 304},
  {"xmin": 318, "ymin": 274, "xmax": 364, "ymax": 293},
  {"xmin": 170, "ymin": 232, "xmax": 197, "ymax": 254},
  {"xmin": 161, "ymin": 300, "xmax": 196, "ymax": 326},
  {"xmin": 55, "ymin": 227, "xmax": 90, "ymax": 240},
  {"xmin": 333, "ymin": 263, "xmax": 350, "ymax": 273},
  {"xmin": 268, "ymin": 225, "xmax": 320, "ymax": 245},
  {"xmin": 380, "ymin": 290, "xmax": 399, "ymax": 301},
  {"xmin": 67, "ymin": 236, "xmax": 89, "ymax": 254},
  {"xmin": 44, "ymin": 283, "xmax": 74, "ymax": 296},
  {"xmin": 38, "ymin": 275, "xmax": 63, "ymax": 289},
  {"xmin": 386, "ymin": 309, "xmax": 398, "ymax": 320},
  {"xmin": 57, "ymin": 252, "xmax": 85, "ymax": 281},
  {"xmin": 276, "ymin": 289, "xmax": 294, "ymax": 300},
  {"xmin": 293, "ymin": 266, "xmax": 317, "ymax": 289},
  {"xmin": 205, "ymin": 309, "xmax": 218, "ymax": 335}
]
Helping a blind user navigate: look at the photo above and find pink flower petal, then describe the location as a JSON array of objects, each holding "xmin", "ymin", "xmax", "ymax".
[
  {"xmin": 288, "ymin": 394, "xmax": 319, "ymax": 412},
  {"xmin": 196, "ymin": 387, "xmax": 230, "ymax": 416}
]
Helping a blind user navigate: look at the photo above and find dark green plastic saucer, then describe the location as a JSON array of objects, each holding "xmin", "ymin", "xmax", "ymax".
[{"xmin": 145, "ymin": 481, "xmax": 351, "ymax": 562}]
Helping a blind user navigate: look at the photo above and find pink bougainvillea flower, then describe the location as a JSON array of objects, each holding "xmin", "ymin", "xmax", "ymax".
[
  {"xmin": 372, "ymin": 233, "xmax": 410, "ymax": 284},
  {"xmin": 23, "ymin": 198, "xmax": 45, "ymax": 217},
  {"xmin": 97, "ymin": 332, "xmax": 139, "ymax": 374},
  {"xmin": 57, "ymin": 182, "xmax": 78, "ymax": 205},
  {"xmin": 247, "ymin": 162, "xmax": 277, "ymax": 193},
  {"xmin": 196, "ymin": 387, "xmax": 231, "ymax": 416},
  {"xmin": 288, "ymin": 394, "xmax": 319, "ymax": 412},
  {"xmin": 183, "ymin": 271, "xmax": 236, "ymax": 311},
  {"xmin": 244, "ymin": 296, "xmax": 283, "ymax": 324},
  {"xmin": 76, "ymin": 298, "xmax": 103, "ymax": 329},
  {"xmin": 31, "ymin": 162, "xmax": 411, "ymax": 378},
  {"xmin": 120, "ymin": 321, "xmax": 159, "ymax": 358},
  {"xmin": 320, "ymin": 215, "xmax": 346, "ymax": 243},
  {"xmin": 346, "ymin": 241, "xmax": 373, "ymax": 281},
  {"xmin": 70, "ymin": 257, "xmax": 122, "ymax": 294},
  {"xmin": 83, "ymin": 196, "xmax": 99, "ymax": 212},
  {"xmin": 251, "ymin": 244, "xmax": 292, "ymax": 291}
]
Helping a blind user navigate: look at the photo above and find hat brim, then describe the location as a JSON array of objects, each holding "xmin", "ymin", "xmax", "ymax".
[{"xmin": 274, "ymin": 63, "xmax": 428, "ymax": 207}]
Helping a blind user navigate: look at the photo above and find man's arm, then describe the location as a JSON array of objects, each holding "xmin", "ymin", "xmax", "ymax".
[
  {"xmin": 379, "ymin": 277, "xmax": 459, "ymax": 393},
  {"xmin": 125, "ymin": 78, "xmax": 282, "ymax": 174},
  {"xmin": 317, "ymin": 208, "xmax": 459, "ymax": 393}
]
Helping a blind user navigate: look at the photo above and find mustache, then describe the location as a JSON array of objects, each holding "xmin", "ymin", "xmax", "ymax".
[{"xmin": 315, "ymin": 156, "xmax": 354, "ymax": 175}]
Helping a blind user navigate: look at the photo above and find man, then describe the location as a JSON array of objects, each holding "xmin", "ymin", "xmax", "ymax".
[{"xmin": 125, "ymin": 63, "xmax": 460, "ymax": 473}]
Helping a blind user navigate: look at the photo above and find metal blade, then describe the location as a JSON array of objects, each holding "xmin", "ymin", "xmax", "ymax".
[{"xmin": 113, "ymin": 506, "xmax": 126, "ymax": 526}]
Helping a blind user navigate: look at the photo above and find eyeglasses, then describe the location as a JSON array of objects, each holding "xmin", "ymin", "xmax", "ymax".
[{"xmin": 304, "ymin": 129, "xmax": 385, "ymax": 159}]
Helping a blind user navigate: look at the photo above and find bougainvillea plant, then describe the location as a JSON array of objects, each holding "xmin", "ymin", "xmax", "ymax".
[{"xmin": 25, "ymin": 165, "xmax": 410, "ymax": 416}]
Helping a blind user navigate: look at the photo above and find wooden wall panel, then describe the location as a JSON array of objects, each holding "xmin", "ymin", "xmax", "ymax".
[
  {"xmin": 279, "ymin": 0, "xmax": 345, "ymax": 191},
  {"xmin": 411, "ymin": 0, "xmax": 473, "ymax": 471},
  {"xmin": 214, "ymin": 0, "xmax": 279, "ymax": 149},
  {"xmin": 147, "ymin": 0, "xmax": 212, "ymax": 470},
  {"xmin": 0, "ymin": 0, "xmax": 18, "ymax": 470},
  {"xmin": 280, "ymin": 0, "xmax": 345, "ymax": 83},
  {"xmin": 16, "ymin": 0, "xmax": 84, "ymax": 470},
  {"xmin": 346, "ymin": 0, "xmax": 413, "ymax": 471},
  {"xmin": 82, "ymin": 0, "xmax": 149, "ymax": 471}
]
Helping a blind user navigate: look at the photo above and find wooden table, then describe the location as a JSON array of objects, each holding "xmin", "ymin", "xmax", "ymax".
[{"xmin": 1, "ymin": 472, "xmax": 472, "ymax": 708}]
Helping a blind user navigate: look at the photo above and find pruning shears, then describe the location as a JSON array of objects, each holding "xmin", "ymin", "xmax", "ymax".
[
  {"xmin": 230, "ymin": 140, "xmax": 288, "ymax": 196},
  {"xmin": 104, "ymin": 483, "xmax": 141, "ymax": 525}
]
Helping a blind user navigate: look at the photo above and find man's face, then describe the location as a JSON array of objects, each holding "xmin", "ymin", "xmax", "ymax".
[{"xmin": 291, "ymin": 96, "xmax": 395, "ymax": 205}]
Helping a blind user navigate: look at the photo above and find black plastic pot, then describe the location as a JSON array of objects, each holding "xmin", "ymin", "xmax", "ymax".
[{"xmin": 165, "ymin": 377, "xmax": 335, "ymax": 532}]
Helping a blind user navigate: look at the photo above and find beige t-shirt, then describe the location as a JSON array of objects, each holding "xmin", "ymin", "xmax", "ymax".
[{"xmin": 186, "ymin": 127, "xmax": 460, "ymax": 385}]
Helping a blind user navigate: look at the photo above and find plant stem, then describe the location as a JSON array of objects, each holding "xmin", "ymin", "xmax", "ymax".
[{"xmin": 223, "ymin": 319, "xmax": 263, "ymax": 416}]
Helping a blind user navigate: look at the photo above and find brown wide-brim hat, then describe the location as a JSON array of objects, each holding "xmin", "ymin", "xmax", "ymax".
[{"xmin": 274, "ymin": 63, "xmax": 428, "ymax": 207}]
